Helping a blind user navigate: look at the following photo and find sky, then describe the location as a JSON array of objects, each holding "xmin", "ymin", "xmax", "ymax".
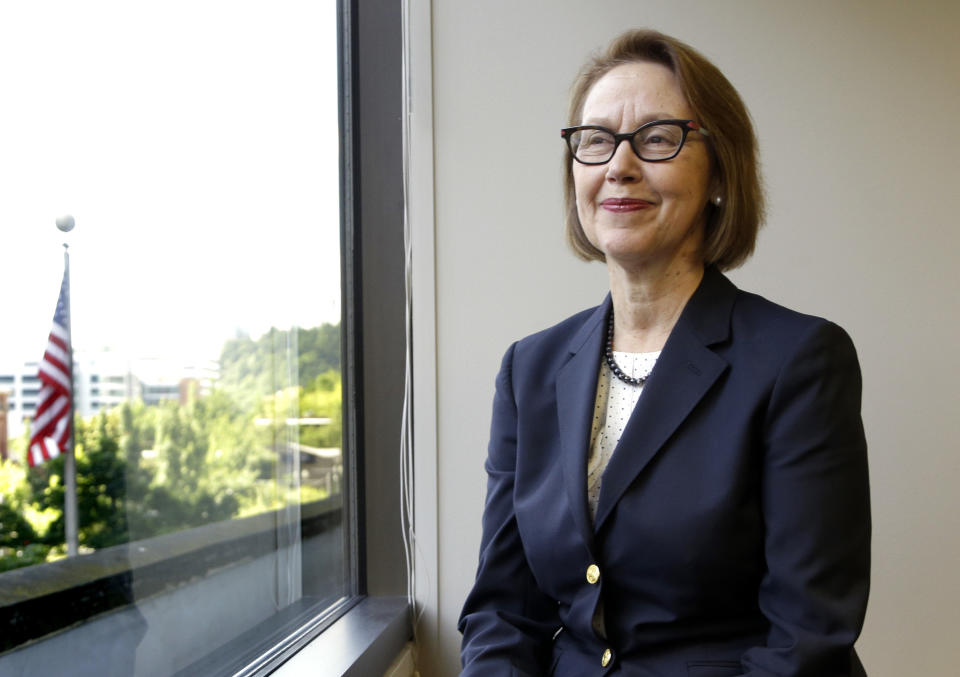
[{"xmin": 0, "ymin": 1, "xmax": 341, "ymax": 365}]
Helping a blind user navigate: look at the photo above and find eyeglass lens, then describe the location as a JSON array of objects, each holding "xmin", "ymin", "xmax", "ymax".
[{"xmin": 570, "ymin": 123, "xmax": 685, "ymax": 163}]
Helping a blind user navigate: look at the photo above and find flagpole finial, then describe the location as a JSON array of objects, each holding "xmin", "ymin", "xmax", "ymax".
[{"xmin": 55, "ymin": 215, "xmax": 75, "ymax": 232}]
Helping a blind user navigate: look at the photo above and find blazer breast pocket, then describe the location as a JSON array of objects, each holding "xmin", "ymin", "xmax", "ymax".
[{"xmin": 686, "ymin": 660, "xmax": 743, "ymax": 677}]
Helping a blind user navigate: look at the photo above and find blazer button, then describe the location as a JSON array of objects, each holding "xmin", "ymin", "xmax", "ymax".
[
  {"xmin": 601, "ymin": 648, "xmax": 613, "ymax": 667},
  {"xmin": 585, "ymin": 564, "xmax": 600, "ymax": 585}
]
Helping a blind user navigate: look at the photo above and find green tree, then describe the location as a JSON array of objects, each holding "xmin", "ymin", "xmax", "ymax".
[
  {"xmin": 76, "ymin": 412, "xmax": 131, "ymax": 549},
  {"xmin": 26, "ymin": 412, "xmax": 131, "ymax": 550},
  {"xmin": 297, "ymin": 324, "xmax": 341, "ymax": 383},
  {"xmin": 0, "ymin": 460, "xmax": 47, "ymax": 572},
  {"xmin": 299, "ymin": 370, "xmax": 343, "ymax": 450},
  {"xmin": 2, "ymin": 324, "xmax": 342, "ymax": 572},
  {"xmin": 219, "ymin": 324, "xmax": 341, "ymax": 411}
]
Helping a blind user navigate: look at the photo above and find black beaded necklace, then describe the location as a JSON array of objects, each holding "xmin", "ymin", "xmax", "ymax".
[{"xmin": 604, "ymin": 312, "xmax": 649, "ymax": 387}]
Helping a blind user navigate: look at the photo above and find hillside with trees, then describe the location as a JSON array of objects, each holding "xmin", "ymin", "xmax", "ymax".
[{"xmin": 0, "ymin": 324, "xmax": 341, "ymax": 572}]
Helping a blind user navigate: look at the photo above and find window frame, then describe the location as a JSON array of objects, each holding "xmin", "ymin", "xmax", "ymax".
[
  {"xmin": 256, "ymin": 0, "xmax": 412, "ymax": 670},
  {"xmin": 211, "ymin": 0, "xmax": 412, "ymax": 670},
  {"xmin": 0, "ymin": 0, "xmax": 409, "ymax": 673}
]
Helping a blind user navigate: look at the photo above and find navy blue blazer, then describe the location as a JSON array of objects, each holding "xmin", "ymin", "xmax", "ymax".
[{"xmin": 459, "ymin": 268, "xmax": 870, "ymax": 677}]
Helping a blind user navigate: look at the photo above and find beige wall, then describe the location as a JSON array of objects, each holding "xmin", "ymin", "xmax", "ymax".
[{"xmin": 413, "ymin": 1, "xmax": 960, "ymax": 675}]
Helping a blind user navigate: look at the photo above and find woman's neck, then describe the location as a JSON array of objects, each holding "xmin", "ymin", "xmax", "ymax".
[{"xmin": 607, "ymin": 260, "xmax": 704, "ymax": 353}]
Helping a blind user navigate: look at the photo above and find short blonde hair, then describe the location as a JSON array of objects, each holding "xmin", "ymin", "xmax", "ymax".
[{"xmin": 565, "ymin": 29, "xmax": 764, "ymax": 270}]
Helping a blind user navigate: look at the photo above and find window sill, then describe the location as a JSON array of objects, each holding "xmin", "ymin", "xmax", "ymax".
[
  {"xmin": 270, "ymin": 596, "xmax": 410, "ymax": 677},
  {"xmin": 0, "ymin": 499, "xmax": 343, "ymax": 659}
]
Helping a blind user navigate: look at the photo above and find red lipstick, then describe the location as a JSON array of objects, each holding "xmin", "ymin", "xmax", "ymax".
[{"xmin": 601, "ymin": 198, "xmax": 653, "ymax": 212}]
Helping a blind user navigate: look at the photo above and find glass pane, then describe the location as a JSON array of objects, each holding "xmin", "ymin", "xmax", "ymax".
[{"xmin": 0, "ymin": 1, "xmax": 348, "ymax": 674}]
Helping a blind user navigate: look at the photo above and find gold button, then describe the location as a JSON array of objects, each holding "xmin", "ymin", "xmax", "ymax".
[
  {"xmin": 586, "ymin": 564, "xmax": 600, "ymax": 585},
  {"xmin": 601, "ymin": 648, "xmax": 612, "ymax": 667}
]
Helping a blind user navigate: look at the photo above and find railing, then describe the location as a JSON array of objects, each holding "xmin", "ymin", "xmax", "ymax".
[{"xmin": 0, "ymin": 497, "xmax": 342, "ymax": 655}]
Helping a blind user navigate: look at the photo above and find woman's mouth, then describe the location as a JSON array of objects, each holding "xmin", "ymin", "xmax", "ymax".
[{"xmin": 601, "ymin": 198, "xmax": 654, "ymax": 212}]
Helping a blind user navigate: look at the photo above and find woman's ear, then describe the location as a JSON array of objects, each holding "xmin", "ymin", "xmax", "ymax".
[{"xmin": 708, "ymin": 178, "xmax": 723, "ymax": 207}]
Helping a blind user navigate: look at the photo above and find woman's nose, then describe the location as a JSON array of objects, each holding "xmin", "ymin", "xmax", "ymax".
[{"xmin": 605, "ymin": 139, "xmax": 641, "ymax": 183}]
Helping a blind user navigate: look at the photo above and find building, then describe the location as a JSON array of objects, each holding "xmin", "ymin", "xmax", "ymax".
[
  {"xmin": 0, "ymin": 352, "xmax": 219, "ymax": 444},
  {"xmin": 0, "ymin": 361, "xmax": 51, "ymax": 443}
]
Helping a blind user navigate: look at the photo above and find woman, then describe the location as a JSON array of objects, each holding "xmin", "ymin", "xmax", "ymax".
[{"xmin": 458, "ymin": 29, "xmax": 870, "ymax": 677}]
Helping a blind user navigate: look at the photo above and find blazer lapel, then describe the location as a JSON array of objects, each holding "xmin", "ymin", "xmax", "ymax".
[
  {"xmin": 555, "ymin": 297, "xmax": 610, "ymax": 552},
  {"xmin": 593, "ymin": 268, "xmax": 736, "ymax": 532}
]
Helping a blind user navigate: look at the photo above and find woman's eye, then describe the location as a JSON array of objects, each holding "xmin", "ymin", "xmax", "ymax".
[
  {"xmin": 640, "ymin": 126, "xmax": 681, "ymax": 147},
  {"xmin": 643, "ymin": 134, "xmax": 670, "ymax": 146}
]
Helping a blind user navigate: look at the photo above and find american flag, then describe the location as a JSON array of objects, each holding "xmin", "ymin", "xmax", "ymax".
[{"xmin": 28, "ymin": 272, "xmax": 72, "ymax": 467}]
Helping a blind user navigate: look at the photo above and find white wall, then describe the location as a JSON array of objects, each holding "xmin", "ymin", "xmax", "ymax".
[{"xmin": 412, "ymin": 1, "xmax": 960, "ymax": 675}]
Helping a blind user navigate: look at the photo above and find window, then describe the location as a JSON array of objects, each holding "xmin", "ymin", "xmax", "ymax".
[{"xmin": 0, "ymin": 0, "xmax": 409, "ymax": 674}]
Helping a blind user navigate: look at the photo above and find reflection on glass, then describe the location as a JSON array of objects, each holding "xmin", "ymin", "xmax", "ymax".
[{"xmin": 0, "ymin": 1, "xmax": 345, "ymax": 674}]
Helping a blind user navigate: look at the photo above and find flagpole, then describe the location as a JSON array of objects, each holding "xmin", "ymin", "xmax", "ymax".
[{"xmin": 57, "ymin": 216, "xmax": 78, "ymax": 558}]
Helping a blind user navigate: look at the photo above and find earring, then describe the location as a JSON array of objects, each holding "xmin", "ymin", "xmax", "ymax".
[{"xmin": 713, "ymin": 195, "xmax": 722, "ymax": 206}]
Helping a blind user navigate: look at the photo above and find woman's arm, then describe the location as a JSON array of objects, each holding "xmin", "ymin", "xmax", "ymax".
[
  {"xmin": 458, "ymin": 343, "xmax": 561, "ymax": 677},
  {"xmin": 742, "ymin": 320, "xmax": 870, "ymax": 676}
]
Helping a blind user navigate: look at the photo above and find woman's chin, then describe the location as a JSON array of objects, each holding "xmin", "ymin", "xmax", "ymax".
[{"xmin": 597, "ymin": 239, "xmax": 658, "ymax": 267}]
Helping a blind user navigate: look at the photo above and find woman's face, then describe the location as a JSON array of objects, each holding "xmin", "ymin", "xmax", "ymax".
[{"xmin": 574, "ymin": 61, "xmax": 713, "ymax": 271}]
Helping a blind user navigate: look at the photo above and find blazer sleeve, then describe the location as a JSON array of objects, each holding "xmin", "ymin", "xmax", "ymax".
[
  {"xmin": 458, "ymin": 343, "xmax": 561, "ymax": 677},
  {"xmin": 742, "ymin": 320, "xmax": 870, "ymax": 676}
]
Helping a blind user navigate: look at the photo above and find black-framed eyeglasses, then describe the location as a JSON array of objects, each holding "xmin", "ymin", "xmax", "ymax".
[{"xmin": 560, "ymin": 119, "xmax": 710, "ymax": 165}]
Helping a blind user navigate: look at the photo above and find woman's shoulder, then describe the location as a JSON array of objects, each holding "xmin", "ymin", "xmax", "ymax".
[
  {"xmin": 514, "ymin": 300, "xmax": 607, "ymax": 352},
  {"xmin": 728, "ymin": 285, "xmax": 859, "ymax": 366},
  {"xmin": 676, "ymin": 267, "xmax": 858, "ymax": 365},
  {"xmin": 500, "ymin": 300, "xmax": 608, "ymax": 378},
  {"xmin": 733, "ymin": 284, "xmax": 848, "ymax": 330}
]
